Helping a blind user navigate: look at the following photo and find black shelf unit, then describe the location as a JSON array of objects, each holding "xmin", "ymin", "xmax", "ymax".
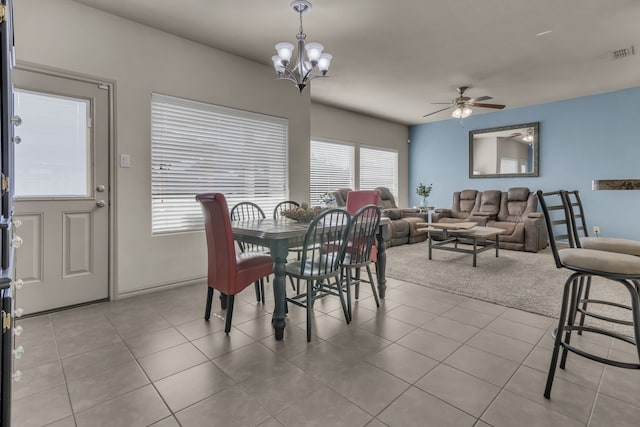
[{"xmin": 0, "ymin": 0, "xmax": 15, "ymax": 425}]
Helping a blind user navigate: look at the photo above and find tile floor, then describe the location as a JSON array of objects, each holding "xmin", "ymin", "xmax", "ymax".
[{"xmin": 12, "ymin": 275, "xmax": 640, "ymax": 426}]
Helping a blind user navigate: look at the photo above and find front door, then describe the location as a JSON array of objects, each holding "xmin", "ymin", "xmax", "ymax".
[{"xmin": 13, "ymin": 68, "xmax": 110, "ymax": 314}]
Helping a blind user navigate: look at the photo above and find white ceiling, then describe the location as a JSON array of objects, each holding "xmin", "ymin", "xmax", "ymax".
[{"xmin": 72, "ymin": 0, "xmax": 640, "ymax": 125}]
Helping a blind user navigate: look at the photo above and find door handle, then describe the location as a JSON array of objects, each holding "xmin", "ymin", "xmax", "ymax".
[
  {"xmin": 96, "ymin": 200, "xmax": 106, "ymax": 208},
  {"xmin": 96, "ymin": 185, "xmax": 106, "ymax": 192}
]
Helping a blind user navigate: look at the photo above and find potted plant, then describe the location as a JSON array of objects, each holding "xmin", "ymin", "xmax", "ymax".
[{"xmin": 416, "ymin": 182, "xmax": 432, "ymax": 207}]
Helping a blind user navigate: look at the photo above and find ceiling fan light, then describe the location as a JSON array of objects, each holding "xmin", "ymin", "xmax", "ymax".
[{"xmin": 452, "ymin": 106, "xmax": 472, "ymax": 119}]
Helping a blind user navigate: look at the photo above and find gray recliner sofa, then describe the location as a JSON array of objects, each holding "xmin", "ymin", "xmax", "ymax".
[
  {"xmin": 375, "ymin": 186, "xmax": 428, "ymax": 247},
  {"xmin": 433, "ymin": 187, "xmax": 548, "ymax": 252}
]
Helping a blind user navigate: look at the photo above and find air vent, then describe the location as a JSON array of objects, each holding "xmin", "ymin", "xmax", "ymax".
[{"xmin": 611, "ymin": 46, "xmax": 635, "ymax": 60}]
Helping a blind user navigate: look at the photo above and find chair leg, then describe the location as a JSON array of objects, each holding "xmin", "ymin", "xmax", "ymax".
[
  {"xmin": 578, "ymin": 276, "xmax": 592, "ymax": 335},
  {"xmin": 545, "ymin": 274, "xmax": 575, "ymax": 399},
  {"xmin": 355, "ymin": 268, "xmax": 361, "ymax": 300},
  {"xmin": 220, "ymin": 292, "xmax": 228, "ymax": 310},
  {"xmin": 306, "ymin": 280, "xmax": 313, "ymax": 342},
  {"xmin": 338, "ymin": 271, "xmax": 351, "ymax": 324},
  {"xmin": 344, "ymin": 269, "xmax": 353, "ymax": 323},
  {"xmin": 204, "ymin": 287, "xmax": 214, "ymax": 321},
  {"xmin": 224, "ymin": 295, "xmax": 235, "ymax": 335},
  {"xmin": 560, "ymin": 277, "xmax": 580, "ymax": 369},
  {"xmin": 260, "ymin": 279, "xmax": 265, "ymax": 304},
  {"xmin": 254, "ymin": 280, "xmax": 261, "ymax": 302},
  {"xmin": 366, "ymin": 265, "xmax": 380, "ymax": 308}
]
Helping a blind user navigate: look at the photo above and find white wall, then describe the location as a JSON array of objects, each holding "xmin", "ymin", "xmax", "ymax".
[
  {"xmin": 14, "ymin": 0, "xmax": 407, "ymax": 296},
  {"xmin": 310, "ymin": 103, "xmax": 409, "ymax": 206}
]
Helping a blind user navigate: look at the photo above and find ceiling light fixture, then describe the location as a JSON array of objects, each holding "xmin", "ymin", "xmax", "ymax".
[
  {"xmin": 272, "ymin": 0, "xmax": 332, "ymax": 94},
  {"xmin": 451, "ymin": 105, "xmax": 472, "ymax": 119}
]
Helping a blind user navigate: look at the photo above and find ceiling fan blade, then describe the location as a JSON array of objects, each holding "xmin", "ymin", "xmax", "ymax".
[
  {"xmin": 469, "ymin": 96, "xmax": 492, "ymax": 103},
  {"xmin": 422, "ymin": 106, "xmax": 452, "ymax": 117},
  {"xmin": 430, "ymin": 102, "xmax": 451, "ymax": 105},
  {"xmin": 468, "ymin": 102, "xmax": 505, "ymax": 109}
]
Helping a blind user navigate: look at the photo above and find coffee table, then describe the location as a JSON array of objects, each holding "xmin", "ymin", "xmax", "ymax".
[{"xmin": 417, "ymin": 222, "xmax": 507, "ymax": 267}]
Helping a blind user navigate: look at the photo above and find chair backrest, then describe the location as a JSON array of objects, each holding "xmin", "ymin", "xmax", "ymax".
[
  {"xmin": 230, "ymin": 202, "xmax": 266, "ymax": 221},
  {"xmin": 472, "ymin": 190, "xmax": 501, "ymax": 216},
  {"xmin": 297, "ymin": 209, "xmax": 351, "ymax": 278},
  {"xmin": 375, "ymin": 186, "xmax": 398, "ymax": 209},
  {"xmin": 564, "ymin": 190, "xmax": 589, "ymax": 238},
  {"xmin": 451, "ymin": 190, "xmax": 480, "ymax": 219},
  {"xmin": 346, "ymin": 190, "xmax": 381, "ymax": 215},
  {"xmin": 196, "ymin": 193, "xmax": 237, "ymax": 294},
  {"xmin": 536, "ymin": 190, "xmax": 577, "ymax": 268},
  {"xmin": 231, "ymin": 202, "xmax": 266, "ymax": 253},
  {"xmin": 346, "ymin": 205, "xmax": 381, "ymax": 265},
  {"xmin": 274, "ymin": 200, "xmax": 300, "ymax": 220},
  {"xmin": 332, "ymin": 188, "xmax": 352, "ymax": 207},
  {"xmin": 497, "ymin": 187, "xmax": 537, "ymax": 222}
]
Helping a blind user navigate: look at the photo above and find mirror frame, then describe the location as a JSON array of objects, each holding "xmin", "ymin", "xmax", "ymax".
[{"xmin": 469, "ymin": 122, "xmax": 539, "ymax": 178}]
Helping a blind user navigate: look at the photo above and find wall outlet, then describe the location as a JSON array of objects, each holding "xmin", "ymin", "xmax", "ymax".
[{"xmin": 593, "ymin": 225, "xmax": 600, "ymax": 236}]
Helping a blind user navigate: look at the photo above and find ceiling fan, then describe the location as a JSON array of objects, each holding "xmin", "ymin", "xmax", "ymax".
[{"xmin": 423, "ymin": 86, "xmax": 506, "ymax": 118}]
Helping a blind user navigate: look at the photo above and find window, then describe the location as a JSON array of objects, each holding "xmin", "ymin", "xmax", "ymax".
[
  {"xmin": 309, "ymin": 140, "xmax": 354, "ymax": 205},
  {"xmin": 360, "ymin": 146, "xmax": 398, "ymax": 199},
  {"xmin": 151, "ymin": 93, "xmax": 288, "ymax": 234},
  {"xmin": 14, "ymin": 89, "xmax": 90, "ymax": 198}
]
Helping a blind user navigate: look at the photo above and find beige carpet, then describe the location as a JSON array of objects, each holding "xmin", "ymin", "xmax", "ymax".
[{"xmin": 385, "ymin": 241, "xmax": 635, "ymax": 335}]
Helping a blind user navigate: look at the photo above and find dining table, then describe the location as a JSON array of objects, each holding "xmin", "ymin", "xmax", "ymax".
[{"xmin": 232, "ymin": 217, "xmax": 390, "ymax": 340}]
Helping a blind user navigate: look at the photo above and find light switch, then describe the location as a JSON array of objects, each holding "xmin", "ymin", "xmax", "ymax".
[{"xmin": 119, "ymin": 154, "xmax": 130, "ymax": 168}]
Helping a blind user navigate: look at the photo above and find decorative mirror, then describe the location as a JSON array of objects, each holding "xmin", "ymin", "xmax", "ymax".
[{"xmin": 469, "ymin": 122, "xmax": 539, "ymax": 178}]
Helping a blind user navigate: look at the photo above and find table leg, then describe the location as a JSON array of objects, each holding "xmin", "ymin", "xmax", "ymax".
[
  {"xmin": 495, "ymin": 235, "xmax": 500, "ymax": 258},
  {"xmin": 428, "ymin": 232, "xmax": 433, "ymax": 260},
  {"xmin": 270, "ymin": 239, "xmax": 288, "ymax": 340},
  {"xmin": 376, "ymin": 223, "xmax": 388, "ymax": 298},
  {"xmin": 472, "ymin": 238, "xmax": 477, "ymax": 267}
]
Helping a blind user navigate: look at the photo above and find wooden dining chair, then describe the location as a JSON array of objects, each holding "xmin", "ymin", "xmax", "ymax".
[
  {"xmin": 341, "ymin": 204, "xmax": 381, "ymax": 320},
  {"xmin": 196, "ymin": 193, "xmax": 274, "ymax": 334},
  {"xmin": 273, "ymin": 200, "xmax": 300, "ymax": 220},
  {"xmin": 230, "ymin": 201, "xmax": 268, "ymax": 303},
  {"xmin": 285, "ymin": 208, "xmax": 351, "ymax": 342},
  {"xmin": 345, "ymin": 190, "xmax": 381, "ymax": 299}
]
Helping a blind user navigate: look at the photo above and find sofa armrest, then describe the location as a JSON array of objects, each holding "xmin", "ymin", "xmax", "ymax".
[
  {"xmin": 401, "ymin": 209, "xmax": 428, "ymax": 221},
  {"xmin": 381, "ymin": 208, "xmax": 403, "ymax": 220},
  {"xmin": 432, "ymin": 208, "xmax": 451, "ymax": 223},
  {"xmin": 523, "ymin": 214, "xmax": 548, "ymax": 252}
]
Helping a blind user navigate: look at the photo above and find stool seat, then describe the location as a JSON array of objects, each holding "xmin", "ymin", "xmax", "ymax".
[
  {"xmin": 581, "ymin": 237, "xmax": 640, "ymax": 257},
  {"xmin": 559, "ymin": 248, "xmax": 640, "ymax": 275}
]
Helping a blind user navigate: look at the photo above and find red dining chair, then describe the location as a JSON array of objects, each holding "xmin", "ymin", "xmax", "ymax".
[{"xmin": 196, "ymin": 193, "xmax": 274, "ymax": 334}]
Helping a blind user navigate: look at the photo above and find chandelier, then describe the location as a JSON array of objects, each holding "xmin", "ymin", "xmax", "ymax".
[{"xmin": 272, "ymin": 0, "xmax": 332, "ymax": 93}]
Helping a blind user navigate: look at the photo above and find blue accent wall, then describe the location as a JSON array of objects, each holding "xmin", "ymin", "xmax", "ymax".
[{"xmin": 409, "ymin": 87, "xmax": 640, "ymax": 240}]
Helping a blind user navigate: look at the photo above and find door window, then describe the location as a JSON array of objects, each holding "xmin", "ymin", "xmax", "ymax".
[{"xmin": 14, "ymin": 89, "xmax": 91, "ymax": 198}]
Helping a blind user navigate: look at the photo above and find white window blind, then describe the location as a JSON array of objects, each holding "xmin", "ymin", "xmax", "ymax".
[
  {"xmin": 151, "ymin": 93, "xmax": 288, "ymax": 234},
  {"xmin": 309, "ymin": 140, "xmax": 354, "ymax": 205},
  {"xmin": 360, "ymin": 146, "xmax": 398, "ymax": 200}
]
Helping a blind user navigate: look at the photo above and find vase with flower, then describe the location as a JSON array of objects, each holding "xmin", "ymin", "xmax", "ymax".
[{"xmin": 416, "ymin": 182, "xmax": 432, "ymax": 208}]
